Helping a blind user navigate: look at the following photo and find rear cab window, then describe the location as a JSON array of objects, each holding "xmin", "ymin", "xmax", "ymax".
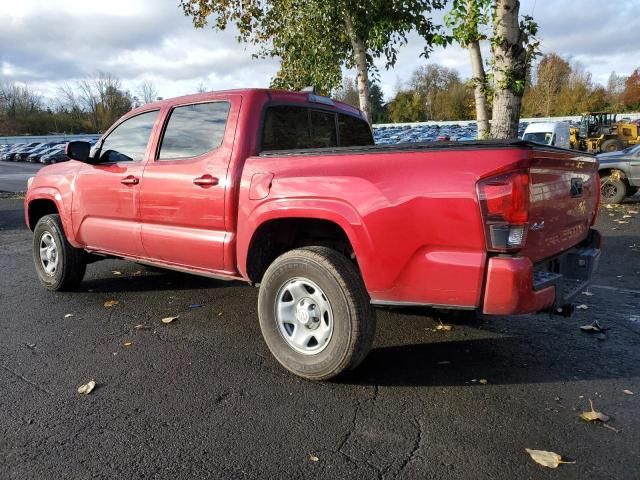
[{"xmin": 261, "ymin": 105, "xmax": 373, "ymax": 151}]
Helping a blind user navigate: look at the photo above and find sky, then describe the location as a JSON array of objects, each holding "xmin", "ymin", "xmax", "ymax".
[{"xmin": 1, "ymin": 0, "xmax": 640, "ymax": 104}]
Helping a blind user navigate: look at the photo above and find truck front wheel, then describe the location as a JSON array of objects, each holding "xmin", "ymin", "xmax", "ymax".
[
  {"xmin": 33, "ymin": 214, "xmax": 86, "ymax": 291},
  {"xmin": 258, "ymin": 247, "xmax": 375, "ymax": 380}
]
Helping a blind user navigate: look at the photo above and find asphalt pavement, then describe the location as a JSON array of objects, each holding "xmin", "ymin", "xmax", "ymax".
[
  {"xmin": 0, "ymin": 161, "xmax": 43, "ymax": 193},
  {"xmin": 1, "ymin": 189, "xmax": 639, "ymax": 479}
]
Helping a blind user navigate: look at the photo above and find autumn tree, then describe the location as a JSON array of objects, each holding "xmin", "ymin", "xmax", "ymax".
[
  {"xmin": 59, "ymin": 72, "xmax": 132, "ymax": 132},
  {"xmin": 180, "ymin": 0, "xmax": 445, "ymax": 124},
  {"xmin": 490, "ymin": 0, "xmax": 539, "ymax": 138},
  {"xmin": 387, "ymin": 64, "xmax": 474, "ymax": 122},
  {"xmin": 622, "ymin": 68, "xmax": 640, "ymax": 110},
  {"xmin": 531, "ymin": 53, "xmax": 571, "ymax": 116}
]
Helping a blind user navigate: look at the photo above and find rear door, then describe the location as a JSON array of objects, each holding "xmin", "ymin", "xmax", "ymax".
[
  {"xmin": 72, "ymin": 110, "xmax": 159, "ymax": 257},
  {"xmin": 138, "ymin": 97, "xmax": 239, "ymax": 272}
]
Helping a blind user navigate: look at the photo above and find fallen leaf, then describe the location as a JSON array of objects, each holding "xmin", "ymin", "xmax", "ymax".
[
  {"xmin": 627, "ymin": 209, "xmax": 638, "ymax": 214},
  {"xmin": 64, "ymin": 313, "xmax": 73, "ymax": 318},
  {"xmin": 617, "ymin": 221, "xmax": 630, "ymax": 224},
  {"xmin": 479, "ymin": 379, "xmax": 488, "ymax": 385},
  {"xmin": 622, "ymin": 214, "xmax": 632, "ymax": 219},
  {"xmin": 217, "ymin": 312, "xmax": 223, "ymax": 316},
  {"xmin": 309, "ymin": 454, "xmax": 319, "ymax": 462},
  {"xmin": 103, "ymin": 300, "xmax": 119, "ymax": 308},
  {"xmin": 134, "ymin": 324, "xmax": 150, "ymax": 330},
  {"xmin": 580, "ymin": 324, "xmax": 600, "ymax": 332},
  {"xmin": 112, "ymin": 270, "xmax": 122, "ymax": 275},
  {"xmin": 623, "ymin": 389, "xmax": 634, "ymax": 395},
  {"xmin": 132, "ymin": 270, "xmax": 142, "ymax": 276},
  {"xmin": 123, "ymin": 342, "xmax": 133, "ymax": 347},
  {"xmin": 581, "ymin": 291, "xmax": 593, "ymax": 296},
  {"xmin": 436, "ymin": 324, "xmax": 452, "ymax": 331},
  {"xmin": 580, "ymin": 399, "xmax": 610, "ymax": 423},
  {"xmin": 576, "ymin": 304, "xmax": 589, "ymax": 310},
  {"xmin": 162, "ymin": 316, "xmax": 179, "ymax": 324},
  {"xmin": 525, "ymin": 449, "xmax": 574, "ymax": 468},
  {"xmin": 78, "ymin": 380, "xmax": 96, "ymax": 395}
]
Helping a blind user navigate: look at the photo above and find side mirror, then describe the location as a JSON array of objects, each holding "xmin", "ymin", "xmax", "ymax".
[{"xmin": 65, "ymin": 141, "xmax": 90, "ymax": 162}]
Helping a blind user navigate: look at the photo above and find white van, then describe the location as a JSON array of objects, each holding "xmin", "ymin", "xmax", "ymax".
[{"xmin": 522, "ymin": 122, "xmax": 571, "ymax": 149}]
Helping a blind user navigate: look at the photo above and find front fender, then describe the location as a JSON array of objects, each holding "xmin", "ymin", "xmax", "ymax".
[{"xmin": 25, "ymin": 187, "xmax": 79, "ymax": 247}]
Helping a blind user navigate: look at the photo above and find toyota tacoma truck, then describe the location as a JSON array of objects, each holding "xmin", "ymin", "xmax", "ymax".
[{"xmin": 25, "ymin": 88, "xmax": 601, "ymax": 380}]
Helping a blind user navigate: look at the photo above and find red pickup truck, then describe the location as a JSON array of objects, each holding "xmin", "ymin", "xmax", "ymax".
[{"xmin": 25, "ymin": 88, "xmax": 601, "ymax": 380}]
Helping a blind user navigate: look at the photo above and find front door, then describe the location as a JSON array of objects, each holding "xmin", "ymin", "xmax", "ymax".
[
  {"xmin": 139, "ymin": 98, "xmax": 237, "ymax": 272},
  {"xmin": 72, "ymin": 110, "xmax": 159, "ymax": 257}
]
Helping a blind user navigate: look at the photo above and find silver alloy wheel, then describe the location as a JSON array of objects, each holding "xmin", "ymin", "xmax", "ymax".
[
  {"xmin": 39, "ymin": 232, "xmax": 59, "ymax": 276},
  {"xmin": 274, "ymin": 277, "xmax": 334, "ymax": 355}
]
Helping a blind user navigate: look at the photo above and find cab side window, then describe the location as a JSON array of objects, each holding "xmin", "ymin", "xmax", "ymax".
[
  {"xmin": 158, "ymin": 102, "xmax": 230, "ymax": 160},
  {"xmin": 99, "ymin": 110, "xmax": 159, "ymax": 163}
]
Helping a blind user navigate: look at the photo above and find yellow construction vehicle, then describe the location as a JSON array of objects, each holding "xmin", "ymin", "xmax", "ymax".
[{"xmin": 569, "ymin": 112, "xmax": 640, "ymax": 153}]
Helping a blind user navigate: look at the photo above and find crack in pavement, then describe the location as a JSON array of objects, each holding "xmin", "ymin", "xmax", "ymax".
[
  {"xmin": 1, "ymin": 364, "xmax": 52, "ymax": 395},
  {"xmin": 393, "ymin": 417, "xmax": 424, "ymax": 479}
]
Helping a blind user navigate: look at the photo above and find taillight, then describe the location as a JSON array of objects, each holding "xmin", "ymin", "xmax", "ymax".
[{"xmin": 477, "ymin": 171, "xmax": 530, "ymax": 252}]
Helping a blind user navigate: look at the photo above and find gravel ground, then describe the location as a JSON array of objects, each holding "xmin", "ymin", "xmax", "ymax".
[{"xmin": 0, "ymin": 195, "xmax": 639, "ymax": 480}]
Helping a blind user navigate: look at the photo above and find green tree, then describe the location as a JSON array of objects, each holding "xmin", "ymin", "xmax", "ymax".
[{"xmin": 180, "ymin": 0, "xmax": 445, "ymax": 123}]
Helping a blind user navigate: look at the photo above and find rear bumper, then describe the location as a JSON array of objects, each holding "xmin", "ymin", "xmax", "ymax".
[{"xmin": 482, "ymin": 229, "xmax": 601, "ymax": 315}]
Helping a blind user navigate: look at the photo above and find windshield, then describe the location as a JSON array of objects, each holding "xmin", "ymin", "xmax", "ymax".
[
  {"xmin": 523, "ymin": 132, "xmax": 553, "ymax": 145},
  {"xmin": 621, "ymin": 144, "xmax": 640, "ymax": 155}
]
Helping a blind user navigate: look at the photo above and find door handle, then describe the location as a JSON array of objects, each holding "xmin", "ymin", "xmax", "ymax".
[
  {"xmin": 121, "ymin": 175, "xmax": 139, "ymax": 185},
  {"xmin": 193, "ymin": 175, "xmax": 219, "ymax": 187}
]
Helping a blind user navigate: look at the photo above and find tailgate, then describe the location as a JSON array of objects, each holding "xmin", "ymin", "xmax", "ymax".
[{"xmin": 522, "ymin": 148, "xmax": 599, "ymax": 262}]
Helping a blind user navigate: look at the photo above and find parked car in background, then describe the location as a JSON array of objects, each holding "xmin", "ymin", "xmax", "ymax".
[
  {"xmin": 522, "ymin": 122, "xmax": 571, "ymax": 149},
  {"xmin": 597, "ymin": 143, "xmax": 640, "ymax": 204},
  {"xmin": 27, "ymin": 144, "xmax": 64, "ymax": 163},
  {"xmin": 16, "ymin": 143, "xmax": 58, "ymax": 162},
  {"xmin": 9, "ymin": 143, "xmax": 43, "ymax": 161},
  {"xmin": 40, "ymin": 148, "xmax": 70, "ymax": 165},
  {"xmin": 2, "ymin": 143, "xmax": 34, "ymax": 161}
]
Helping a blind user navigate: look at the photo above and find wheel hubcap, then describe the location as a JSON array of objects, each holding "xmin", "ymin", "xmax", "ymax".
[
  {"xmin": 601, "ymin": 181, "xmax": 618, "ymax": 200},
  {"xmin": 275, "ymin": 277, "xmax": 333, "ymax": 355},
  {"xmin": 39, "ymin": 232, "xmax": 59, "ymax": 276}
]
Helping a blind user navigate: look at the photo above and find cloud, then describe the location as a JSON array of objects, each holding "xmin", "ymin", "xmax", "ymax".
[{"xmin": 1, "ymin": 0, "xmax": 639, "ymax": 104}]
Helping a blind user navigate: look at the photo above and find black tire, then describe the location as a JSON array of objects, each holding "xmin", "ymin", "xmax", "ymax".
[
  {"xmin": 33, "ymin": 214, "xmax": 86, "ymax": 291},
  {"xmin": 600, "ymin": 174, "xmax": 627, "ymax": 204},
  {"xmin": 258, "ymin": 246, "xmax": 376, "ymax": 381},
  {"xmin": 600, "ymin": 139, "xmax": 624, "ymax": 153}
]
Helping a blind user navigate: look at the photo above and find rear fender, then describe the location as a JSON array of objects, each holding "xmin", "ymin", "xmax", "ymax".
[{"xmin": 237, "ymin": 197, "xmax": 374, "ymax": 285}]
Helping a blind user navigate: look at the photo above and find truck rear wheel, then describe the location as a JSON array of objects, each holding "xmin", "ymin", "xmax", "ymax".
[
  {"xmin": 33, "ymin": 214, "xmax": 86, "ymax": 291},
  {"xmin": 258, "ymin": 246, "xmax": 375, "ymax": 380},
  {"xmin": 600, "ymin": 174, "xmax": 627, "ymax": 204}
]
